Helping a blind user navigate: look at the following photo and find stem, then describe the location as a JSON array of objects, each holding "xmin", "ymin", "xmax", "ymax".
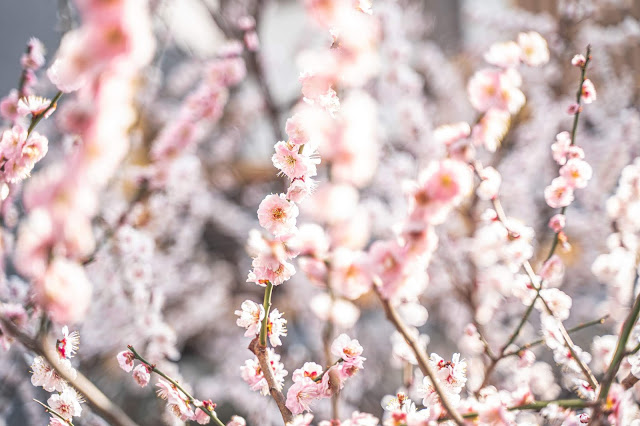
[
  {"xmin": 248, "ymin": 337, "xmax": 294, "ymax": 424},
  {"xmin": 503, "ymin": 315, "xmax": 608, "ymax": 357},
  {"xmin": 27, "ymin": 91, "xmax": 63, "ymax": 137},
  {"xmin": 0, "ymin": 316, "xmax": 138, "ymax": 426},
  {"xmin": 594, "ymin": 271, "xmax": 640, "ymax": 408},
  {"xmin": 128, "ymin": 346, "xmax": 225, "ymax": 426},
  {"xmin": 373, "ymin": 282, "xmax": 465, "ymax": 426},
  {"xmin": 33, "ymin": 399, "xmax": 74, "ymax": 425},
  {"xmin": 259, "ymin": 281, "xmax": 274, "ymax": 347}
]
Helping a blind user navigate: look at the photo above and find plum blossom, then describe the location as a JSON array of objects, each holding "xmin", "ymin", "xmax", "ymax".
[
  {"xmin": 477, "ymin": 166, "xmax": 502, "ymax": 200},
  {"xmin": 544, "ymin": 177, "xmax": 575, "ymax": 208},
  {"xmin": 549, "ymin": 214, "xmax": 566, "ymax": 232},
  {"xmin": 132, "ymin": 364, "xmax": 151, "ymax": 387},
  {"xmin": 240, "ymin": 348, "xmax": 287, "ymax": 395},
  {"xmin": 467, "ymin": 68, "xmax": 525, "ymax": 114},
  {"xmin": 285, "ymin": 379, "xmax": 321, "ymax": 414},
  {"xmin": 571, "ymin": 54, "xmax": 586, "ymax": 67},
  {"xmin": 17, "ymin": 95, "xmax": 53, "ymax": 117},
  {"xmin": 257, "ymin": 194, "xmax": 299, "ymax": 236},
  {"xmin": 272, "ymin": 141, "xmax": 320, "ymax": 180},
  {"xmin": 235, "ymin": 300, "xmax": 265, "ymax": 337},
  {"xmin": 517, "ymin": 31, "xmax": 549, "ymax": 66},
  {"xmin": 559, "ymin": 159, "xmax": 593, "ymax": 189},
  {"xmin": 581, "ymin": 79, "xmax": 596, "ymax": 104},
  {"xmin": 56, "ymin": 326, "xmax": 80, "ymax": 359},
  {"xmin": 484, "ymin": 41, "xmax": 521, "ymax": 68},
  {"xmin": 331, "ymin": 334, "xmax": 366, "ymax": 368},
  {"xmin": 47, "ymin": 387, "xmax": 83, "ymax": 420},
  {"xmin": 117, "ymin": 350, "xmax": 135, "ymax": 372}
]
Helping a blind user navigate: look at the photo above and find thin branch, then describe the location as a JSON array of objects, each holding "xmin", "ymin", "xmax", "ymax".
[
  {"xmin": 127, "ymin": 346, "xmax": 225, "ymax": 426},
  {"xmin": 0, "ymin": 316, "xmax": 138, "ymax": 426},
  {"xmin": 33, "ymin": 399, "xmax": 74, "ymax": 425},
  {"xmin": 590, "ymin": 270, "xmax": 640, "ymax": 424},
  {"xmin": 248, "ymin": 337, "xmax": 293, "ymax": 424},
  {"xmin": 373, "ymin": 282, "xmax": 465, "ymax": 426}
]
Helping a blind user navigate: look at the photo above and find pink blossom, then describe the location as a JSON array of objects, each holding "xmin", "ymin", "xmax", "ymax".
[
  {"xmin": 287, "ymin": 178, "xmax": 316, "ymax": 203},
  {"xmin": 205, "ymin": 57, "xmax": 246, "ymax": 87},
  {"xmin": 467, "ymin": 68, "xmax": 525, "ymax": 114},
  {"xmin": 548, "ymin": 214, "xmax": 566, "ymax": 232},
  {"xmin": 48, "ymin": 417, "xmax": 67, "ymax": 426},
  {"xmin": 227, "ymin": 416, "xmax": 246, "ymax": 426},
  {"xmin": 35, "ymin": 257, "xmax": 92, "ymax": 324},
  {"xmin": 285, "ymin": 113, "xmax": 310, "ymax": 146},
  {"xmin": 272, "ymin": 141, "xmax": 320, "ymax": 180},
  {"xmin": 559, "ymin": 158, "xmax": 592, "ymax": 188},
  {"xmin": 235, "ymin": 300, "xmax": 265, "ymax": 337},
  {"xmin": 330, "ymin": 248, "xmax": 372, "ymax": 300},
  {"xmin": 56, "ymin": 325, "xmax": 80, "ymax": 359},
  {"xmin": 581, "ymin": 79, "xmax": 596, "ymax": 104},
  {"xmin": 517, "ymin": 31, "xmax": 549, "ymax": 66},
  {"xmin": 17, "ymin": 95, "xmax": 53, "ymax": 117},
  {"xmin": 247, "ymin": 255, "xmax": 295, "ymax": 286},
  {"xmin": 571, "ymin": 54, "xmax": 586, "ymax": 67},
  {"xmin": 484, "ymin": 41, "xmax": 522, "ymax": 68},
  {"xmin": 298, "ymin": 257, "xmax": 328, "ymax": 285},
  {"xmin": 285, "ymin": 379, "xmax": 321, "ymax": 414},
  {"xmin": 156, "ymin": 379, "xmax": 194, "ymax": 420},
  {"xmin": 257, "ymin": 194, "xmax": 299, "ymax": 236},
  {"xmin": 132, "ymin": 364, "xmax": 151, "ymax": 387},
  {"xmin": 567, "ymin": 103, "xmax": 581, "ymax": 114},
  {"xmin": 310, "ymin": 294, "xmax": 361, "ymax": 329},
  {"xmin": 471, "ymin": 108, "xmax": 510, "ymax": 152},
  {"xmin": 544, "ymin": 177, "xmax": 575, "ymax": 208},
  {"xmin": 31, "ymin": 356, "xmax": 76, "ymax": 392},
  {"xmin": 0, "ymin": 90, "xmax": 20, "ymax": 121},
  {"xmin": 267, "ymin": 308, "xmax": 288, "ymax": 347},
  {"xmin": 433, "ymin": 122, "xmax": 471, "ymax": 146},
  {"xmin": 0, "ymin": 125, "xmax": 27, "ymax": 160},
  {"xmin": 117, "ymin": 350, "xmax": 135, "ymax": 372},
  {"xmin": 476, "ymin": 166, "xmax": 502, "ymax": 200},
  {"xmin": 538, "ymin": 288, "xmax": 572, "ymax": 320},
  {"xmin": 331, "ymin": 334, "xmax": 365, "ymax": 368},
  {"xmin": 240, "ymin": 349, "xmax": 287, "ymax": 395},
  {"xmin": 47, "ymin": 31, "xmax": 92, "ymax": 93},
  {"xmin": 551, "ymin": 131, "xmax": 572, "ymax": 165},
  {"xmin": 21, "ymin": 38, "xmax": 46, "ymax": 70},
  {"xmin": 47, "ymin": 387, "xmax": 83, "ymax": 420},
  {"xmin": 295, "ymin": 223, "xmax": 330, "ymax": 257},
  {"xmin": 292, "ymin": 362, "xmax": 324, "ymax": 383},
  {"xmin": 539, "ymin": 255, "xmax": 565, "ymax": 286}
]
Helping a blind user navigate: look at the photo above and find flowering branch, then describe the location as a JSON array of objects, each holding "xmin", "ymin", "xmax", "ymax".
[
  {"xmin": 373, "ymin": 282, "xmax": 465, "ymax": 426},
  {"xmin": 502, "ymin": 314, "xmax": 608, "ymax": 357},
  {"xmin": 26, "ymin": 90, "xmax": 62, "ymax": 137},
  {"xmin": 126, "ymin": 345, "xmax": 225, "ymax": 426},
  {"xmin": 591, "ymin": 269, "xmax": 640, "ymax": 423},
  {"xmin": 248, "ymin": 337, "xmax": 294, "ymax": 424},
  {"xmin": 544, "ymin": 44, "xmax": 591, "ymax": 262},
  {"xmin": 34, "ymin": 398, "xmax": 74, "ymax": 425},
  {"xmin": 0, "ymin": 316, "xmax": 138, "ymax": 426}
]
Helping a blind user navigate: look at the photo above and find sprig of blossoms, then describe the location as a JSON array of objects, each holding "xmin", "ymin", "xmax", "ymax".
[
  {"xmin": 117, "ymin": 346, "xmax": 223, "ymax": 425},
  {"xmin": 31, "ymin": 326, "xmax": 84, "ymax": 425},
  {"xmin": 284, "ymin": 334, "xmax": 366, "ymax": 415}
]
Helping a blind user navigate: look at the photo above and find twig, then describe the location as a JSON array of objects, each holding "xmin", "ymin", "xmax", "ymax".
[
  {"xmin": 590, "ymin": 270, "xmax": 640, "ymax": 424},
  {"xmin": 503, "ymin": 315, "xmax": 608, "ymax": 357},
  {"xmin": 372, "ymin": 282, "xmax": 465, "ymax": 426},
  {"xmin": 33, "ymin": 399, "xmax": 74, "ymax": 425},
  {"xmin": 127, "ymin": 346, "xmax": 225, "ymax": 426},
  {"xmin": 248, "ymin": 337, "xmax": 293, "ymax": 424},
  {"xmin": 0, "ymin": 316, "xmax": 138, "ymax": 426}
]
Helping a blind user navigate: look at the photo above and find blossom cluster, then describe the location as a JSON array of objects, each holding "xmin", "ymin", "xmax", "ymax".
[
  {"xmin": 117, "ymin": 347, "xmax": 215, "ymax": 424},
  {"xmin": 30, "ymin": 327, "xmax": 83, "ymax": 425}
]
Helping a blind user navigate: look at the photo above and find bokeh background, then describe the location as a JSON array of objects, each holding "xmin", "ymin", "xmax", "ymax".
[{"xmin": 1, "ymin": 0, "xmax": 640, "ymax": 425}]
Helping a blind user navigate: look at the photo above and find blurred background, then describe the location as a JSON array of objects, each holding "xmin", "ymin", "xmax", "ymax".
[{"xmin": 0, "ymin": 0, "xmax": 640, "ymax": 425}]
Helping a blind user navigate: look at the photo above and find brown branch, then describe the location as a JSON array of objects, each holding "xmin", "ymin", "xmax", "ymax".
[
  {"xmin": 248, "ymin": 337, "xmax": 293, "ymax": 424},
  {"xmin": 0, "ymin": 316, "xmax": 138, "ymax": 426},
  {"xmin": 372, "ymin": 283, "xmax": 465, "ymax": 426}
]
